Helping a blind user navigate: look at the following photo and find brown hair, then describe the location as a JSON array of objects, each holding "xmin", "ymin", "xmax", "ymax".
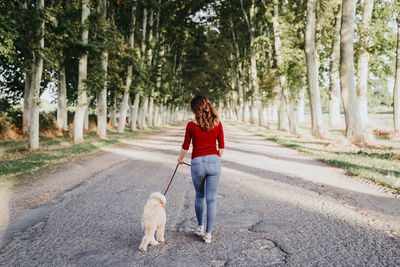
[{"xmin": 190, "ymin": 95, "xmax": 219, "ymax": 132}]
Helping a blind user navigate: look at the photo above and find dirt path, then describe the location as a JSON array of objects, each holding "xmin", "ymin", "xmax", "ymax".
[{"xmin": 0, "ymin": 124, "xmax": 399, "ymax": 266}]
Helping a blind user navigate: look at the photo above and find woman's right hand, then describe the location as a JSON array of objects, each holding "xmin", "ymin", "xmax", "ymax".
[
  {"xmin": 218, "ymin": 149, "xmax": 224, "ymax": 158},
  {"xmin": 178, "ymin": 149, "xmax": 188, "ymax": 164}
]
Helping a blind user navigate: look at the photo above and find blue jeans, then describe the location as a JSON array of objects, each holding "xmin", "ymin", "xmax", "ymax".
[{"xmin": 191, "ymin": 154, "xmax": 221, "ymax": 233}]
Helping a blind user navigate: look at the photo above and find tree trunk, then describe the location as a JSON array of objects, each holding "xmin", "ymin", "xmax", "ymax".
[
  {"xmin": 23, "ymin": 73, "xmax": 32, "ymax": 136},
  {"xmin": 278, "ymin": 95, "xmax": 288, "ymax": 131},
  {"xmin": 394, "ymin": 15, "xmax": 400, "ymax": 134},
  {"xmin": 73, "ymin": 0, "xmax": 90, "ymax": 141},
  {"xmin": 97, "ymin": 52, "xmax": 108, "ymax": 137},
  {"xmin": 297, "ymin": 88, "xmax": 305, "ymax": 124},
  {"xmin": 130, "ymin": 93, "xmax": 140, "ymax": 131},
  {"xmin": 305, "ymin": 0, "xmax": 324, "ymax": 137},
  {"xmin": 84, "ymin": 107, "xmax": 89, "ymax": 131},
  {"xmin": 117, "ymin": 65, "xmax": 132, "ymax": 133},
  {"xmin": 273, "ymin": 0, "xmax": 292, "ymax": 132},
  {"xmin": 111, "ymin": 92, "xmax": 118, "ymax": 127},
  {"xmin": 118, "ymin": 3, "xmax": 136, "ymax": 133},
  {"xmin": 356, "ymin": 0, "xmax": 374, "ymax": 129},
  {"xmin": 57, "ymin": 63, "xmax": 68, "ymax": 132},
  {"xmin": 241, "ymin": 0, "xmax": 260, "ymax": 125},
  {"xmin": 329, "ymin": 2, "xmax": 342, "ymax": 128},
  {"xmin": 141, "ymin": 96, "xmax": 149, "ymax": 128},
  {"xmin": 96, "ymin": 0, "xmax": 108, "ymax": 137},
  {"xmin": 29, "ymin": 0, "xmax": 44, "ymax": 150},
  {"xmin": 283, "ymin": 89, "xmax": 298, "ymax": 134},
  {"xmin": 340, "ymin": 0, "xmax": 364, "ymax": 143},
  {"xmin": 154, "ymin": 104, "xmax": 159, "ymax": 126},
  {"xmin": 148, "ymin": 92, "xmax": 154, "ymax": 127}
]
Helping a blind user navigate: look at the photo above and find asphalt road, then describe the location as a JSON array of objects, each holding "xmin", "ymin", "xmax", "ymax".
[{"xmin": 0, "ymin": 124, "xmax": 399, "ymax": 266}]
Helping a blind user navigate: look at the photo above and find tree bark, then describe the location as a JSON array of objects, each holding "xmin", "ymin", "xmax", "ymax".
[
  {"xmin": 130, "ymin": 93, "xmax": 140, "ymax": 131},
  {"xmin": 340, "ymin": 0, "xmax": 364, "ymax": 143},
  {"xmin": 329, "ymin": 2, "xmax": 342, "ymax": 128},
  {"xmin": 73, "ymin": 0, "xmax": 90, "ymax": 141},
  {"xmin": 57, "ymin": 63, "xmax": 68, "ymax": 132},
  {"xmin": 29, "ymin": 0, "xmax": 44, "ymax": 150},
  {"xmin": 118, "ymin": 3, "xmax": 136, "ymax": 133},
  {"xmin": 23, "ymin": 73, "xmax": 32, "ymax": 136},
  {"xmin": 297, "ymin": 88, "xmax": 305, "ymax": 124},
  {"xmin": 356, "ymin": 0, "xmax": 374, "ymax": 129},
  {"xmin": 97, "ymin": 52, "xmax": 108, "ymax": 137},
  {"xmin": 111, "ymin": 92, "xmax": 118, "ymax": 127},
  {"xmin": 22, "ymin": 1, "xmax": 31, "ymax": 136},
  {"xmin": 146, "ymin": 11, "xmax": 155, "ymax": 127},
  {"xmin": 273, "ymin": 0, "xmax": 291, "ymax": 132},
  {"xmin": 278, "ymin": 96, "xmax": 288, "ymax": 131},
  {"xmin": 96, "ymin": 0, "xmax": 108, "ymax": 137},
  {"xmin": 394, "ymin": 14, "xmax": 400, "ymax": 134},
  {"xmin": 305, "ymin": 0, "xmax": 324, "ymax": 137},
  {"xmin": 84, "ymin": 107, "xmax": 89, "ymax": 131},
  {"xmin": 140, "ymin": 96, "xmax": 149, "ymax": 128},
  {"xmin": 241, "ymin": 0, "xmax": 260, "ymax": 125}
]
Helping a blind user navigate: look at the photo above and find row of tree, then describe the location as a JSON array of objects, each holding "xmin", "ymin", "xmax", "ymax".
[
  {"xmin": 1, "ymin": 0, "xmax": 207, "ymax": 150},
  {"xmin": 0, "ymin": 0, "xmax": 399, "ymax": 150},
  {"xmin": 213, "ymin": 0, "xmax": 400, "ymax": 143}
]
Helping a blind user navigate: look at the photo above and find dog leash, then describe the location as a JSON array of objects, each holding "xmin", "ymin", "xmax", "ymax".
[{"xmin": 164, "ymin": 161, "xmax": 191, "ymax": 196}]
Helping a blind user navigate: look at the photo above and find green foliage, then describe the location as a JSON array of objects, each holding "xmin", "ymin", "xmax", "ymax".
[
  {"xmin": 0, "ymin": 112, "xmax": 13, "ymax": 136},
  {"xmin": 369, "ymin": 88, "xmax": 393, "ymax": 110},
  {"xmin": 39, "ymin": 112, "xmax": 57, "ymax": 132}
]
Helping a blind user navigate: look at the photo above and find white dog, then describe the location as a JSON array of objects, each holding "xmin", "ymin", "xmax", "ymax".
[{"xmin": 139, "ymin": 192, "xmax": 166, "ymax": 251}]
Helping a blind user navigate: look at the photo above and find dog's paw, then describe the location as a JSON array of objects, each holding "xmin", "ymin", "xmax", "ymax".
[
  {"xmin": 157, "ymin": 238, "xmax": 165, "ymax": 243},
  {"xmin": 139, "ymin": 245, "xmax": 147, "ymax": 251},
  {"xmin": 150, "ymin": 240, "xmax": 160, "ymax": 246}
]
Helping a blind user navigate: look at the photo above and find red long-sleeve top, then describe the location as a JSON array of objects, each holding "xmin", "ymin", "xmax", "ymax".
[{"xmin": 182, "ymin": 121, "xmax": 225, "ymax": 159}]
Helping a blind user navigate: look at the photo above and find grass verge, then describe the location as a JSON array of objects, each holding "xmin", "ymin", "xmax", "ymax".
[
  {"xmin": 0, "ymin": 125, "xmax": 170, "ymax": 188},
  {"xmin": 229, "ymin": 121, "xmax": 400, "ymax": 192}
]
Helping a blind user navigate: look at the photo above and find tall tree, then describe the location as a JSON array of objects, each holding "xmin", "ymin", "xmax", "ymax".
[
  {"xmin": 356, "ymin": 0, "xmax": 374, "ymax": 129},
  {"xmin": 328, "ymin": 1, "xmax": 342, "ymax": 128},
  {"xmin": 272, "ymin": 0, "xmax": 288, "ymax": 131},
  {"xmin": 96, "ymin": 0, "xmax": 108, "ymax": 137},
  {"xmin": 29, "ymin": 0, "xmax": 45, "ymax": 150},
  {"xmin": 394, "ymin": 6, "xmax": 400, "ymax": 135},
  {"xmin": 118, "ymin": 2, "xmax": 137, "ymax": 133},
  {"xmin": 340, "ymin": 0, "xmax": 363, "ymax": 143},
  {"xmin": 57, "ymin": 63, "xmax": 68, "ymax": 132},
  {"xmin": 22, "ymin": 1, "xmax": 32, "ymax": 136},
  {"xmin": 73, "ymin": 0, "xmax": 90, "ymax": 141},
  {"xmin": 240, "ymin": 0, "xmax": 261, "ymax": 125},
  {"xmin": 305, "ymin": 0, "xmax": 324, "ymax": 137}
]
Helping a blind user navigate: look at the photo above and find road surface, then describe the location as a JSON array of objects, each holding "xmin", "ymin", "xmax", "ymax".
[{"xmin": 0, "ymin": 124, "xmax": 399, "ymax": 266}]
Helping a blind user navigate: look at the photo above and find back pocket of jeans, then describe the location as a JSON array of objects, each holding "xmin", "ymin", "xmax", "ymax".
[{"xmin": 206, "ymin": 162, "xmax": 220, "ymax": 175}]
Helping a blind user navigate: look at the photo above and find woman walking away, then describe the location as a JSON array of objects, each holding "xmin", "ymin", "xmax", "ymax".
[{"xmin": 178, "ymin": 95, "xmax": 224, "ymax": 244}]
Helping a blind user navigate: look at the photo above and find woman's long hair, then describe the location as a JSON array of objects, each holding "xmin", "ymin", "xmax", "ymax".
[{"xmin": 190, "ymin": 95, "xmax": 219, "ymax": 132}]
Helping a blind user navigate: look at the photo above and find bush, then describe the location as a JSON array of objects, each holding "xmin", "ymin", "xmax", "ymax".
[
  {"xmin": 369, "ymin": 89, "xmax": 393, "ymax": 111},
  {"xmin": 6, "ymin": 108, "xmax": 23, "ymax": 130},
  {"xmin": 39, "ymin": 112, "xmax": 57, "ymax": 132},
  {"xmin": 0, "ymin": 112, "xmax": 13, "ymax": 135}
]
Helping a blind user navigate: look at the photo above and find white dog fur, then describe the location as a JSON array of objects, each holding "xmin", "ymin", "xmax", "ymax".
[{"xmin": 139, "ymin": 192, "xmax": 167, "ymax": 251}]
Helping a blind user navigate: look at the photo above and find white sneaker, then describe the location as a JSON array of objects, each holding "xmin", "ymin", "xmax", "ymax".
[
  {"xmin": 203, "ymin": 233, "xmax": 212, "ymax": 243},
  {"xmin": 195, "ymin": 226, "xmax": 204, "ymax": 237}
]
